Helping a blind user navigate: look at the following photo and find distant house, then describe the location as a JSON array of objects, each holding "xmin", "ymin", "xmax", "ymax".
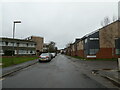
[
  {"xmin": 76, "ymin": 39, "xmax": 84, "ymax": 57},
  {"xmin": 0, "ymin": 37, "xmax": 36, "ymax": 56},
  {"xmin": 82, "ymin": 30, "xmax": 99, "ymax": 58}
]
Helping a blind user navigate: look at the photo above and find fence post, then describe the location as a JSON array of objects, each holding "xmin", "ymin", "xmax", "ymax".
[{"xmin": 118, "ymin": 58, "xmax": 120, "ymax": 70}]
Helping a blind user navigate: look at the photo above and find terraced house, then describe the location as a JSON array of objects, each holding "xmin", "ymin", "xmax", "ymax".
[
  {"xmin": 0, "ymin": 37, "xmax": 36, "ymax": 56},
  {"xmin": 65, "ymin": 20, "xmax": 120, "ymax": 59}
]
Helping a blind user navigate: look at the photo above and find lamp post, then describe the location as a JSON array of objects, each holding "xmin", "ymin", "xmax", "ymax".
[{"xmin": 12, "ymin": 21, "xmax": 21, "ymax": 56}]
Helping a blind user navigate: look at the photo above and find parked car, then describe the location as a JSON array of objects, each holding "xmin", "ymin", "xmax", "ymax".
[
  {"xmin": 51, "ymin": 53, "xmax": 56, "ymax": 58},
  {"xmin": 38, "ymin": 53, "xmax": 52, "ymax": 62}
]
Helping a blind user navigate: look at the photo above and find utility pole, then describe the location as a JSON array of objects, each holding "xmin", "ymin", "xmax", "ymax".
[{"xmin": 12, "ymin": 22, "xmax": 15, "ymax": 56}]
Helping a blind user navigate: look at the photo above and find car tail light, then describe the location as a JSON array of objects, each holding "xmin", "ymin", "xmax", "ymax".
[
  {"xmin": 39, "ymin": 56, "xmax": 41, "ymax": 58},
  {"xmin": 46, "ymin": 56, "xmax": 49, "ymax": 58}
]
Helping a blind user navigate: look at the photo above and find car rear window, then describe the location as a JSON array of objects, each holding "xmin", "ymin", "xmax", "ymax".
[{"xmin": 41, "ymin": 53, "xmax": 49, "ymax": 56}]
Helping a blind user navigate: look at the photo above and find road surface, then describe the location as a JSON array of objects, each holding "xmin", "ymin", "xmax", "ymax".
[{"xmin": 2, "ymin": 54, "xmax": 118, "ymax": 88}]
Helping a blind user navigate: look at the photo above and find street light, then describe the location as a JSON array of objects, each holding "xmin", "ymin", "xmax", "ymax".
[{"xmin": 12, "ymin": 20, "xmax": 21, "ymax": 56}]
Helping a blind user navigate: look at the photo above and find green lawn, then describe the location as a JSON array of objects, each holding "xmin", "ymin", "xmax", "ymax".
[
  {"xmin": 0, "ymin": 57, "xmax": 2, "ymax": 63},
  {"xmin": 71, "ymin": 56, "xmax": 118, "ymax": 61},
  {"xmin": 1, "ymin": 56, "xmax": 38, "ymax": 67}
]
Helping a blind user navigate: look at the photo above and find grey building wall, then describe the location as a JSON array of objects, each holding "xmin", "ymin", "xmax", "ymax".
[{"xmin": 84, "ymin": 31, "xmax": 99, "ymax": 55}]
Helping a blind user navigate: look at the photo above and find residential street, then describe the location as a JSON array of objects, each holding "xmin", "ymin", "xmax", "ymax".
[{"xmin": 2, "ymin": 54, "xmax": 119, "ymax": 88}]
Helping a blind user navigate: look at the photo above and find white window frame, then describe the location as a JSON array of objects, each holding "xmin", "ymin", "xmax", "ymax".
[
  {"xmin": 85, "ymin": 39, "xmax": 87, "ymax": 43},
  {"xmin": 116, "ymin": 49, "xmax": 120, "ymax": 55},
  {"xmin": 90, "ymin": 38, "xmax": 99, "ymax": 40},
  {"xmin": 0, "ymin": 50, "xmax": 4, "ymax": 55}
]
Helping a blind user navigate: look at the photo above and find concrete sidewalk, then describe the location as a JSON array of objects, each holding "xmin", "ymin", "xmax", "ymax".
[
  {"xmin": 66, "ymin": 55, "xmax": 120, "ymax": 87},
  {"xmin": 0, "ymin": 59, "xmax": 38, "ymax": 77},
  {"xmin": 97, "ymin": 70, "xmax": 120, "ymax": 87}
]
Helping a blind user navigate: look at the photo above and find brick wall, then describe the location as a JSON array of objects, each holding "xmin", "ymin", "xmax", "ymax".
[
  {"xmin": 77, "ymin": 50, "xmax": 84, "ymax": 58},
  {"xmin": 96, "ymin": 48, "xmax": 120, "ymax": 58}
]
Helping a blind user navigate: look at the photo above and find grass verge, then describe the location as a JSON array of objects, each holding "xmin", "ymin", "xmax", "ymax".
[{"xmin": 1, "ymin": 56, "xmax": 38, "ymax": 67}]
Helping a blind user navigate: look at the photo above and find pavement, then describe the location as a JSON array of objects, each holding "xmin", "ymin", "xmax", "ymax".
[
  {"xmin": 1, "ymin": 54, "xmax": 120, "ymax": 88},
  {"xmin": 98, "ymin": 70, "xmax": 120, "ymax": 87},
  {"xmin": 66, "ymin": 55, "xmax": 120, "ymax": 88},
  {"xmin": 1, "ymin": 59, "xmax": 38, "ymax": 78}
]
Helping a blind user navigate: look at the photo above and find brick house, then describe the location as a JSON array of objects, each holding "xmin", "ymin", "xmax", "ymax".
[
  {"xmin": 65, "ymin": 20, "xmax": 120, "ymax": 59},
  {"xmin": 25, "ymin": 36, "xmax": 44, "ymax": 55}
]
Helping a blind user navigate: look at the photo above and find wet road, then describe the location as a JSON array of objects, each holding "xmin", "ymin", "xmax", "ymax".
[{"xmin": 3, "ymin": 54, "xmax": 108, "ymax": 88}]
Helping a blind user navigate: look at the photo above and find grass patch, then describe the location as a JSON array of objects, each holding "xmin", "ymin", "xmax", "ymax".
[
  {"xmin": 70, "ymin": 56, "xmax": 117, "ymax": 61},
  {"xmin": 2, "ymin": 56, "xmax": 38, "ymax": 67},
  {"xmin": 0, "ymin": 57, "xmax": 2, "ymax": 63}
]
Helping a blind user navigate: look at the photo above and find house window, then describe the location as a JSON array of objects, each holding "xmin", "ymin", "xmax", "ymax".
[
  {"xmin": 30, "ymin": 51, "xmax": 33, "ymax": 53},
  {"xmin": 15, "ymin": 50, "xmax": 17, "ymax": 54},
  {"xmin": 18, "ymin": 50, "xmax": 27, "ymax": 54},
  {"xmin": 0, "ymin": 42, "xmax": 2, "ymax": 46},
  {"xmin": 26, "ymin": 50, "xmax": 28, "ymax": 53},
  {"xmin": 85, "ymin": 39, "xmax": 87, "ymax": 43},
  {"xmin": 90, "ymin": 38, "xmax": 99, "ymax": 40},
  {"xmin": 8, "ymin": 42, "xmax": 13, "ymax": 46},
  {"xmin": 116, "ymin": 49, "xmax": 120, "ymax": 55},
  {"xmin": 14, "ymin": 43, "xmax": 17, "ymax": 47},
  {"xmin": 2, "ymin": 42, "xmax": 6, "ymax": 46},
  {"xmin": 26, "ymin": 43, "xmax": 28, "ymax": 47},
  {"xmin": 5, "ymin": 42, "xmax": 8, "ymax": 46},
  {"xmin": 0, "ymin": 50, "xmax": 4, "ymax": 55},
  {"xmin": 17, "ymin": 43, "xmax": 19, "ymax": 46},
  {"xmin": 19, "ymin": 43, "xmax": 27, "ymax": 47},
  {"xmin": 89, "ymin": 49, "xmax": 99, "ymax": 55}
]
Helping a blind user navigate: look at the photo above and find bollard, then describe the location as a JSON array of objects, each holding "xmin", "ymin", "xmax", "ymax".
[{"xmin": 118, "ymin": 58, "xmax": 120, "ymax": 70}]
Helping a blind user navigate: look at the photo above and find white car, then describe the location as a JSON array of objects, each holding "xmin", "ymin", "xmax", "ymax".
[
  {"xmin": 51, "ymin": 53, "xmax": 56, "ymax": 58},
  {"xmin": 39, "ymin": 53, "xmax": 52, "ymax": 62}
]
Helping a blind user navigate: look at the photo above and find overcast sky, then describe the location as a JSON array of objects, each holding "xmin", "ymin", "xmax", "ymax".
[{"xmin": 1, "ymin": 1, "xmax": 119, "ymax": 49}]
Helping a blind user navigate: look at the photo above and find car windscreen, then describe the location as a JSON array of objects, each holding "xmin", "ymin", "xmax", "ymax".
[{"xmin": 40, "ymin": 53, "xmax": 49, "ymax": 56}]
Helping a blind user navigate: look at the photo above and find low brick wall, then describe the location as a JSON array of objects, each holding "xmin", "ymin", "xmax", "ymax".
[
  {"xmin": 66, "ymin": 48, "xmax": 120, "ymax": 59},
  {"xmin": 77, "ymin": 50, "xmax": 84, "ymax": 58},
  {"xmin": 96, "ymin": 48, "xmax": 120, "ymax": 59}
]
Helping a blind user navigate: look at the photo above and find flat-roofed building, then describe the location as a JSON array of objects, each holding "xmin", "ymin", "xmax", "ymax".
[
  {"xmin": 0, "ymin": 37, "xmax": 36, "ymax": 56},
  {"xmin": 25, "ymin": 36, "xmax": 44, "ymax": 55}
]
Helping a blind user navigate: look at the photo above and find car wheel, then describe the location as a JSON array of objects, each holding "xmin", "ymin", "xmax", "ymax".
[{"xmin": 39, "ymin": 60, "xmax": 42, "ymax": 63}]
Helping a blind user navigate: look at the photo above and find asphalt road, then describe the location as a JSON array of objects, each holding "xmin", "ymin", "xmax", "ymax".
[{"xmin": 2, "ymin": 54, "xmax": 116, "ymax": 88}]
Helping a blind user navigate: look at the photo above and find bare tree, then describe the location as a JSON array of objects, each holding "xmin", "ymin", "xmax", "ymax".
[
  {"xmin": 104, "ymin": 16, "xmax": 110, "ymax": 26},
  {"xmin": 101, "ymin": 21, "xmax": 104, "ymax": 27},
  {"xmin": 66, "ymin": 42, "xmax": 72, "ymax": 48},
  {"xmin": 112, "ymin": 15, "xmax": 117, "ymax": 22},
  {"xmin": 101, "ymin": 16, "xmax": 111, "ymax": 27},
  {"xmin": 48, "ymin": 41, "xmax": 56, "ymax": 52}
]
